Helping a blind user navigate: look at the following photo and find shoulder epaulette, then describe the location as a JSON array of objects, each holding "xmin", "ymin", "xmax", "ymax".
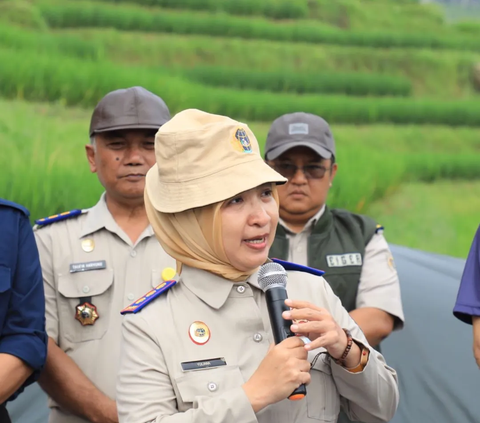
[
  {"xmin": 272, "ymin": 258, "xmax": 325, "ymax": 277},
  {"xmin": 121, "ymin": 280, "xmax": 177, "ymax": 315},
  {"xmin": 0, "ymin": 199, "xmax": 29, "ymax": 216},
  {"xmin": 375, "ymin": 224, "xmax": 384, "ymax": 234},
  {"xmin": 34, "ymin": 209, "xmax": 86, "ymax": 227}
]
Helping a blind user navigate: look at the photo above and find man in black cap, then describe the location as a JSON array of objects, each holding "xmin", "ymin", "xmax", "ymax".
[
  {"xmin": 266, "ymin": 112, "xmax": 404, "ymax": 348},
  {"xmin": 34, "ymin": 87, "xmax": 176, "ymax": 423}
]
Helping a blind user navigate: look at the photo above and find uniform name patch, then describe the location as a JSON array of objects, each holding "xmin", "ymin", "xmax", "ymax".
[
  {"xmin": 181, "ymin": 357, "xmax": 226, "ymax": 372},
  {"xmin": 326, "ymin": 253, "xmax": 362, "ymax": 268},
  {"xmin": 70, "ymin": 260, "xmax": 106, "ymax": 273}
]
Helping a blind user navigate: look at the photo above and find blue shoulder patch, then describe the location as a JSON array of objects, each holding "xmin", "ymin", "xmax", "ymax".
[
  {"xmin": 272, "ymin": 258, "xmax": 325, "ymax": 277},
  {"xmin": 375, "ymin": 224, "xmax": 384, "ymax": 234},
  {"xmin": 0, "ymin": 199, "xmax": 29, "ymax": 216},
  {"xmin": 121, "ymin": 280, "xmax": 176, "ymax": 315},
  {"xmin": 34, "ymin": 209, "xmax": 84, "ymax": 227}
]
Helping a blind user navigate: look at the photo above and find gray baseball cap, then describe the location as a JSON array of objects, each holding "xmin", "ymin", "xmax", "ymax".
[
  {"xmin": 264, "ymin": 112, "xmax": 335, "ymax": 160},
  {"xmin": 89, "ymin": 86, "xmax": 170, "ymax": 137}
]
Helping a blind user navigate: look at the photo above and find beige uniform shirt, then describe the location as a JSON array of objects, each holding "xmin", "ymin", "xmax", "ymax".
[
  {"xmin": 280, "ymin": 207, "xmax": 405, "ymax": 327},
  {"xmin": 117, "ymin": 265, "xmax": 399, "ymax": 423},
  {"xmin": 34, "ymin": 193, "xmax": 176, "ymax": 423}
]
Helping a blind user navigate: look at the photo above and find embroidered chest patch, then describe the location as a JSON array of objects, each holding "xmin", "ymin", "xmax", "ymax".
[{"xmin": 326, "ymin": 253, "xmax": 362, "ymax": 268}]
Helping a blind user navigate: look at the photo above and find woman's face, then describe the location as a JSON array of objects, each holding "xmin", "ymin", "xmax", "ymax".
[{"xmin": 221, "ymin": 184, "xmax": 279, "ymax": 272}]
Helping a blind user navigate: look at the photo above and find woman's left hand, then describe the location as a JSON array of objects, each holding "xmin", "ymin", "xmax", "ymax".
[{"xmin": 282, "ymin": 299, "xmax": 348, "ymax": 359}]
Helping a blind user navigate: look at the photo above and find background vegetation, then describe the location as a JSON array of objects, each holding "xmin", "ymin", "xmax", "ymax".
[{"xmin": 0, "ymin": 0, "xmax": 478, "ymax": 257}]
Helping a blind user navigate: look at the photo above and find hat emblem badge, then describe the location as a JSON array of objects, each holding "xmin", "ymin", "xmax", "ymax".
[{"xmin": 232, "ymin": 128, "xmax": 252, "ymax": 153}]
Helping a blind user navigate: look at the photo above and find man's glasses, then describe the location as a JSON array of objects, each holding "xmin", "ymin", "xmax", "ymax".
[{"xmin": 273, "ymin": 163, "xmax": 331, "ymax": 180}]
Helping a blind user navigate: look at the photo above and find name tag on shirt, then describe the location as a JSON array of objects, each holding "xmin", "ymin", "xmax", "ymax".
[
  {"xmin": 69, "ymin": 260, "xmax": 107, "ymax": 273},
  {"xmin": 181, "ymin": 357, "xmax": 227, "ymax": 372},
  {"xmin": 326, "ymin": 253, "xmax": 362, "ymax": 268}
]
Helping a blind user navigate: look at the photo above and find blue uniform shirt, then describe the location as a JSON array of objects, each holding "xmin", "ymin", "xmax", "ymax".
[
  {"xmin": 453, "ymin": 225, "xmax": 480, "ymax": 324},
  {"xmin": 0, "ymin": 199, "xmax": 47, "ymax": 401}
]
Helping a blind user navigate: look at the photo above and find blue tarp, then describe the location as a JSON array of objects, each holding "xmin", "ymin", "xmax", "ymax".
[{"xmin": 7, "ymin": 244, "xmax": 480, "ymax": 423}]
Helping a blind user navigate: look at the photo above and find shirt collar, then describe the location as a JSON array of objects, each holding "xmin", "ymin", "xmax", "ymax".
[
  {"xmin": 79, "ymin": 193, "xmax": 155, "ymax": 244},
  {"xmin": 279, "ymin": 205, "xmax": 326, "ymax": 235},
  {"xmin": 180, "ymin": 265, "xmax": 261, "ymax": 310}
]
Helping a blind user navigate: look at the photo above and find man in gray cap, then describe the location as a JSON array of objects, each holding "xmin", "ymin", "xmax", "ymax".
[
  {"xmin": 34, "ymin": 87, "xmax": 176, "ymax": 423},
  {"xmin": 266, "ymin": 112, "xmax": 404, "ymax": 348}
]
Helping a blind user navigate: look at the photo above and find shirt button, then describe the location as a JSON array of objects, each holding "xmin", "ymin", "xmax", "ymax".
[
  {"xmin": 130, "ymin": 250, "xmax": 137, "ymax": 257},
  {"xmin": 127, "ymin": 293, "xmax": 135, "ymax": 301},
  {"xmin": 236, "ymin": 285, "xmax": 246, "ymax": 294},
  {"xmin": 253, "ymin": 333, "xmax": 263, "ymax": 342},
  {"xmin": 82, "ymin": 286, "xmax": 90, "ymax": 294},
  {"xmin": 207, "ymin": 382, "xmax": 217, "ymax": 392}
]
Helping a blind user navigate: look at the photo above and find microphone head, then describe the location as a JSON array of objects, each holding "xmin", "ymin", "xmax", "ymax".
[{"xmin": 258, "ymin": 262, "xmax": 287, "ymax": 292}]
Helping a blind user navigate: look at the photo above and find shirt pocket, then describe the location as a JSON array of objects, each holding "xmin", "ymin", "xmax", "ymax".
[
  {"xmin": 57, "ymin": 269, "xmax": 114, "ymax": 343},
  {"xmin": 174, "ymin": 365, "xmax": 245, "ymax": 412},
  {"xmin": 0, "ymin": 266, "xmax": 11, "ymax": 328},
  {"xmin": 307, "ymin": 355, "xmax": 340, "ymax": 421}
]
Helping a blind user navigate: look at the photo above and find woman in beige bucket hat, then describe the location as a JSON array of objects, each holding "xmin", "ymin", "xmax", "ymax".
[{"xmin": 116, "ymin": 109, "xmax": 399, "ymax": 423}]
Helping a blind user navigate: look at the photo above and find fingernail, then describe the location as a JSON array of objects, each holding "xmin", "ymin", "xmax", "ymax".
[
  {"xmin": 283, "ymin": 311, "xmax": 291, "ymax": 319},
  {"xmin": 285, "ymin": 299, "xmax": 292, "ymax": 306},
  {"xmin": 305, "ymin": 344, "xmax": 312, "ymax": 350},
  {"xmin": 291, "ymin": 324, "xmax": 298, "ymax": 332}
]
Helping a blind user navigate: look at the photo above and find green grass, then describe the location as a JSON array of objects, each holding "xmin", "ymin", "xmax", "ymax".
[
  {"xmin": 367, "ymin": 181, "xmax": 480, "ymax": 258},
  {"xmin": 308, "ymin": 0, "xmax": 445, "ymax": 31},
  {"xmin": 0, "ymin": 100, "xmax": 103, "ymax": 221},
  {"xmin": 182, "ymin": 66, "xmax": 412, "ymax": 97},
  {"xmin": 90, "ymin": 0, "xmax": 309, "ymax": 20},
  {"xmin": 38, "ymin": 1, "xmax": 480, "ymax": 51},
  {"xmin": 0, "ymin": 0, "xmax": 48, "ymax": 30},
  {"xmin": 3, "ymin": 47, "xmax": 480, "ymax": 125},
  {"xmin": 0, "ymin": 25, "xmax": 103, "ymax": 59},
  {"xmin": 54, "ymin": 28, "xmax": 479, "ymax": 98},
  {"xmin": 2, "ymin": 99, "xmax": 480, "ymax": 226},
  {"xmin": 83, "ymin": 0, "xmax": 445, "ymax": 32},
  {"xmin": 1, "ymin": 24, "xmax": 476, "ymax": 99}
]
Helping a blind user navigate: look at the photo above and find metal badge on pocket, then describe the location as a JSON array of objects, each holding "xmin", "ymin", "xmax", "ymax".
[{"xmin": 75, "ymin": 301, "xmax": 99, "ymax": 326}]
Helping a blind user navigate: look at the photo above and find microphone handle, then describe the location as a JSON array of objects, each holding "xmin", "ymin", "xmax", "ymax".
[{"xmin": 265, "ymin": 288, "xmax": 307, "ymax": 401}]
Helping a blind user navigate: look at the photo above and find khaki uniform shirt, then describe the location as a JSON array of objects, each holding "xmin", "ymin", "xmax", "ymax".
[
  {"xmin": 116, "ymin": 265, "xmax": 399, "ymax": 423},
  {"xmin": 34, "ymin": 193, "xmax": 176, "ymax": 423},
  {"xmin": 280, "ymin": 208, "xmax": 405, "ymax": 328}
]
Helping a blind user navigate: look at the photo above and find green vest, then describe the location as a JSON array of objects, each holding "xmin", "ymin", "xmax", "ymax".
[{"xmin": 269, "ymin": 206, "xmax": 377, "ymax": 312}]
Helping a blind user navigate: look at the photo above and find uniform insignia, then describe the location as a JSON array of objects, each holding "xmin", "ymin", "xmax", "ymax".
[
  {"xmin": 34, "ymin": 209, "xmax": 85, "ymax": 227},
  {"xmin": 375, "ymin": 224, "xmax": 384, "ymax": 234},
  {"xmin": 120, "ymin": 280, "xmax": 176, "ymax": 315},
  {"xmin": 188, "ymin": 321, "xmax": 211, "ymax": 345},
  {"xmin": 272, "ymin": 258, "xmax": 325, "ymax": 277},
  {"xmin": 75, "ymin": 302, "xmax": 99, "ymax": 326},
  {"xmin": 81, "ymin": 238, "xmax": 95, "ymax": 253},
  {"xmin": 388, "ymin": 254, "xmax": 396, "ymax": 270},
  {"xmin": 231, "ymin": 127, "xmax": 252, "ymax": 153},
  {"xmin": 161, "ymin": 267, "xmax": 176, "ymax": 282}
]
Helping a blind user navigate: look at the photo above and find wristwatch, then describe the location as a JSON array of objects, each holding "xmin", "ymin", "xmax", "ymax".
[
  {"xmin": 345, "ymin": 343, "xmax": 370, "ymax": 373},
  {"xmin": 332, "ymin": 328, "xmax": 370, "ymax": 373}
]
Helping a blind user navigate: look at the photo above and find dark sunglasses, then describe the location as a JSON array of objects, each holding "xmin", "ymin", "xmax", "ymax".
[{"xmin": 273, "ymin": 163, "xmax": 331, "ymax": 180}]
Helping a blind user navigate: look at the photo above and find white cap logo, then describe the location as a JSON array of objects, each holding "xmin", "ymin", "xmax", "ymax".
[{"xmin": 289, "ymin": 123, "xmax": 309, "ymax": 135}]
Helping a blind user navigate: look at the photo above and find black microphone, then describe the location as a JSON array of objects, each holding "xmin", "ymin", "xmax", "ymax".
[{"xmin": 258, "ymin": 262, "xmax": 307, "ymax": 401}]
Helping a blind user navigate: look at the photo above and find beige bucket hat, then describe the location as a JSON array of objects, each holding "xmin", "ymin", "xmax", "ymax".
[{"xmin": 145, "ymin": 109, "xmax": 287, "ymax": 213}]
